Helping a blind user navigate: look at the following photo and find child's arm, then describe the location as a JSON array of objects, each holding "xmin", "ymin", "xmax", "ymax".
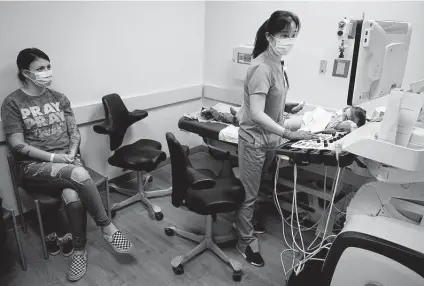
[
  {"xmin": 280, "ymin": 115, "xmax": 303, "ymax": 131},
  {"xmin": 334, "ymin": 120, "xmax": 358, "ymax": 131}
]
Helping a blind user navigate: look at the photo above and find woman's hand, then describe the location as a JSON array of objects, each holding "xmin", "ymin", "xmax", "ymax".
[
  {"xmin": 285, "ymin": 130, "xmax": 319, "ymax": 140},
  {"xmin": 53, "ymin": 154, "xmax": 74, "ymax": 164}
]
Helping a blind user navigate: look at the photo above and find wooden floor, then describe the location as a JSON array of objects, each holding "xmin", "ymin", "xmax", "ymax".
[{"xmin": 0, "ymin": 152, "xmax": 318, "ymax": 286}]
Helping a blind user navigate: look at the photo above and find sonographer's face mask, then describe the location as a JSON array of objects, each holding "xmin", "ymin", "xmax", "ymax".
[
  {"xmin": 271, "ymin": 36, "xmax": 296, "ymax": 56},
  {"xmin": 24, "ymin": 69, "xmax": 53, "ymax": 87}
]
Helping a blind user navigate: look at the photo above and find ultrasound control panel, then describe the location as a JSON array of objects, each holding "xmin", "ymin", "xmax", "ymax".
[
  {"xmin": 276, "ymin": 131, "xmax": 354, "ymax": 167},
  {"xmin": 290, "ymin": 132, "xmax": 348, "ymax": 151}
]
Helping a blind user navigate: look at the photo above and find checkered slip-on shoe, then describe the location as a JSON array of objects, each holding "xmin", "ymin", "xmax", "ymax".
[
  {"xmin": 67, "ymin": 250, "xmax": 87, "ymax": 282},
  {"xmin": 103, "ymin": 230, "xmax": 133, "ymax": 253}
]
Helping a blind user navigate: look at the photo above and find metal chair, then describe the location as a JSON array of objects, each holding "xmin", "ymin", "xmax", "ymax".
[
  {"xmin": 1, "ymin": 199, "xmax": 26, "ymax": 271},
  {"xmin": 7, "ymin": 154, "xmax": 111, "ymax": 260}
]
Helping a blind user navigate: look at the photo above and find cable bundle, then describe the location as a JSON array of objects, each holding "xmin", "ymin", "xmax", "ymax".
[{"xmin": 273, "ymin": 153, "xmax": 343, "ymax": 278}]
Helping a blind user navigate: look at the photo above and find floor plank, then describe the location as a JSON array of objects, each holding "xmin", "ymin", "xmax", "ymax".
[{"xmin": 0, "ymin": 151, "xmax": 319, "ymax": 286}]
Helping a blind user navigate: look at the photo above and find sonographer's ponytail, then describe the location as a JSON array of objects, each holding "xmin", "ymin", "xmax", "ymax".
[{"xmin": 252, "ymin": 20, "xmax": 270, "ymax": 59}]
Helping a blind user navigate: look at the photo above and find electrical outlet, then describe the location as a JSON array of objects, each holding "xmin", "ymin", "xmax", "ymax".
[{"xmin": 319, "ymin": 60, "xmax": 327, "ymax": 74}]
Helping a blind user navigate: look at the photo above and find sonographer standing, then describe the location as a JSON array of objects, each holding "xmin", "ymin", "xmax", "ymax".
[{"xmin": 235, "ymin": 11, "xmax": 318, "ymax": 267}]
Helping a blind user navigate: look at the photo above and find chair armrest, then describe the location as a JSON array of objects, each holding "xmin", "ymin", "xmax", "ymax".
[
  {"xmin": 93, "ymin": 119, "xmax": 114, "ymax": 134},
  {"xmin": 129, "ymin": 109, "xmax": 148, "ymax": 122},
  {"xmin": 187, "ymin": 167, "xmax": 216, "ymax": 190}
]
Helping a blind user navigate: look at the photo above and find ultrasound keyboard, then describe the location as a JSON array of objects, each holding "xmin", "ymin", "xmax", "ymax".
[
  {"xmin": 290, "ymin": 131, "xmax": 348, "ymax": 151},
  {"xmin": 276, "ymin": 131, "xmax": 355, "ymax": 167}
]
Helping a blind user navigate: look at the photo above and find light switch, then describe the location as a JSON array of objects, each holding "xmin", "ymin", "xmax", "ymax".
[{"xmin": 319, "ymin": 60, "xmax": 327, "ymax": 74}]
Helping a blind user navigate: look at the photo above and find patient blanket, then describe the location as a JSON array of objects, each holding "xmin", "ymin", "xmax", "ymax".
[
  {"xmin": 184, "ymin": 103, "xmax": 241, "ymax": 144},
  {"xmin": 300, "ymin": 107, "xmax": 334, "ymax": 133}
]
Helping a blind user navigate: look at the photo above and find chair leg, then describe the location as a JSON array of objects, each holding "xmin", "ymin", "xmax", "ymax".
[
  {"xmin": 105, "ymin": 178, "xmax": 111, "ymax": 219},
  {"xmin": 171, "ymin": 239, "xmax": 208, "ymax": 268},
  {"xmin": 110, "ymin": 172, "xmax": 165, "ymax": 221},
  {"xmin": 35, "ymin": 200, "xmax": 49, "ymax": 260},
  {"xmin": 11, "ymin": 209, "xmax": 27, "ymax": 271},
  {"xmin": 167, "ymin": 215, "xmax": 242, "ymax": 281},
  {"xmin": 143, "ymin": 174, "xmax": 172, "ymax": 198},
  {"xmin": 165, "ymin": 226, "xmax": 204, "ymax": 243}
]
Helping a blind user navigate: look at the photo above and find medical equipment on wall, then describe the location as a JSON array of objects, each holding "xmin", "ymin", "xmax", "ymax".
[
  {"xmin": 318, "ymin": 19, "xmax": 424, "ymax": 285},
  {"xmin": 285, "ymin": 19, "xmax": 424, "ymax": 286},
  {"xmin": 232, "ymin": 45, "xmax": 253, "ymax": 80},
  {"xmin": 337, "ymin": 18, "xmax": 355, "ymax": 58}
]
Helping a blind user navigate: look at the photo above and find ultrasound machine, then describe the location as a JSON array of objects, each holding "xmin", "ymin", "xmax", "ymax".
[{"xmin": 179, "ymin": 18, "xmax": 424, "ymax": 285}]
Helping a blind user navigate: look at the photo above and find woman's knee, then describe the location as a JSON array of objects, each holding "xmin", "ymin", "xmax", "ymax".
[
  {"xmin": 70, "ymin": 166, "xmax": 91, "ymax": 184},
  {"xmin": 62, "ymin": 188, "xmax": 80, "ymax": 204}
]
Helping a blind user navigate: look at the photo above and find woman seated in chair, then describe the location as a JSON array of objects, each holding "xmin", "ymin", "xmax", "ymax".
[{"xmin": 1, "ymin": 48, "xmax": 133, "ymax": 282}]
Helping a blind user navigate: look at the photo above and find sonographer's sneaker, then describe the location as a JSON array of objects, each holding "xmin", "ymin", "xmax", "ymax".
[
  {"xmin": 237, "ymin": 245, "xmax": 265, "ymax": 267},
  {"xmin": 68, "ymin": 249, "xmax": 87, "ymax": 282}
]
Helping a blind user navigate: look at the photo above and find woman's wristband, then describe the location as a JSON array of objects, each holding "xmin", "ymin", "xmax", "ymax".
[
  {"xmin": 50, "ymin": 153, "xmax": 55, "ymax": 162},
  {"xmin": 281, "ymin": 129, "xmax": 292, "ymax": 138}
]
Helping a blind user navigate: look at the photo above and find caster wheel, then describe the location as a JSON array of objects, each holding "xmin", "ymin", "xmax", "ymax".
[
  {"xmin": 173, "ymin": 265, "xmax": 184, "ymax": 275},
  {"xmin": 155, "ymin": 212, "xmax": 164, "ymax": 221},
  {"xmin": 232, "ymin": 271, "xmax": 242, "ymax": 282},
  {"xmin": 164, "ymin": 227, "xmax": 174, "ymax": 236}
]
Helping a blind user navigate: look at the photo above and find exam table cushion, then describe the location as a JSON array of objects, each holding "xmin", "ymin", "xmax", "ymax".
[
  {"xmin": 178, "ymin": 117, "xmax": 228, "ymax": 141},
  {"xmin": 108, "ymin": 139, "xmax": 166, "ymax": 172},
  {"xmin": 186, "ymin": 176, "xmax": 245, "ymax": 216}
]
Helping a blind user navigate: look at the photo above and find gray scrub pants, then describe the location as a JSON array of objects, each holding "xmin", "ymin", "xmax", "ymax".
[{"xmin": 235, "ymin": 135, "xmax": 277, "ymax": 253}]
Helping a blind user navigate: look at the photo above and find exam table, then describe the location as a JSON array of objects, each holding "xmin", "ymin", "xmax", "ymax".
[{"xmin": 178, "ymin": 106, "xmax": 364, "ymax": 236}]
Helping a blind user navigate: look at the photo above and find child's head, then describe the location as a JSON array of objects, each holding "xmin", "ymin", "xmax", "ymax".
[{"xmin": 344, "ymin": 106, "xmax": 367, "ymax": 127}]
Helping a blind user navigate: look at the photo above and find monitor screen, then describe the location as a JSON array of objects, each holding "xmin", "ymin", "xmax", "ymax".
[{"xmin": 347, "ymin": 20, "xmax": 412, "ymax": 107}]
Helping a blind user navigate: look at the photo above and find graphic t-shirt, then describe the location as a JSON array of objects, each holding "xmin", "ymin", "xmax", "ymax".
[{"xmin": 1, "ymin": 88, "xmax": 73, "ymax": 162}]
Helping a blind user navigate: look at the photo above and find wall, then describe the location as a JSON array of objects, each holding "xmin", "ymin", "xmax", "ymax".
[
  {"xmin": 0, "ymin": 1, "xmax": 205, "ymax": 211},
  {"xmin": 204, "ymin": 1, "xmax": 424, "ymax": 110}
]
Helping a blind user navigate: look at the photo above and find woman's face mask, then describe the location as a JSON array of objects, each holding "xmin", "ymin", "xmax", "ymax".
[
  {"xmin": 24, "ymin": 69, "xmax": 53, "ymax": 87},
  {"xmin": 271, "ymin": 36, "xmax": 296, "ymax": 56}
]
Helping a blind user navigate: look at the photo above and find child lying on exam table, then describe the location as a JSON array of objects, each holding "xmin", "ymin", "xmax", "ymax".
[
  {"xmin": 200, "ymin": 104, "xmax": 366, "ymax": 133},
  {"xmin": 283, "ymin": 105, "xmax": 367, "ymax": 133}
]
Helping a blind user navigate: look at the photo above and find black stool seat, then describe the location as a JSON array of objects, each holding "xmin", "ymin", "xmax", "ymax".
[
  {"xmin": 108, "ymin": 139, "xmax": 166, "ymax": 171},
  {"xmin": 29, "ymin": 192, "xmax": 61, "ymax": 206},
  {"xmin": 186, "ymin": 177, "xmax": 244, "ymax": 216}
]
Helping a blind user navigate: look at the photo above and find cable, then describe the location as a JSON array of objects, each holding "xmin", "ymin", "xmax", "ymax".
[{"xmin": 275, "ymin": 151, "xmax": 344, "ymax": 278}]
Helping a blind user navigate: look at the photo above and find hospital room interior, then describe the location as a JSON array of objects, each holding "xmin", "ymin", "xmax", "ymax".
[{"xmin": 1, "ymin": 1, "xmax": 424, "ymax": 285}]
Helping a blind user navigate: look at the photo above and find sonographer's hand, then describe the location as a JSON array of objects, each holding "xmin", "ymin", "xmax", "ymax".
[{"xmin": 286, "ymin": 130, "xmax": 319, "ymax": 140}]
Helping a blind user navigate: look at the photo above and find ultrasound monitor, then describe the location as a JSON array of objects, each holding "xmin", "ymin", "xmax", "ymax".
[{"xmin": 347, "ymin": 20, "xmax": 412, "ymax": 106}]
